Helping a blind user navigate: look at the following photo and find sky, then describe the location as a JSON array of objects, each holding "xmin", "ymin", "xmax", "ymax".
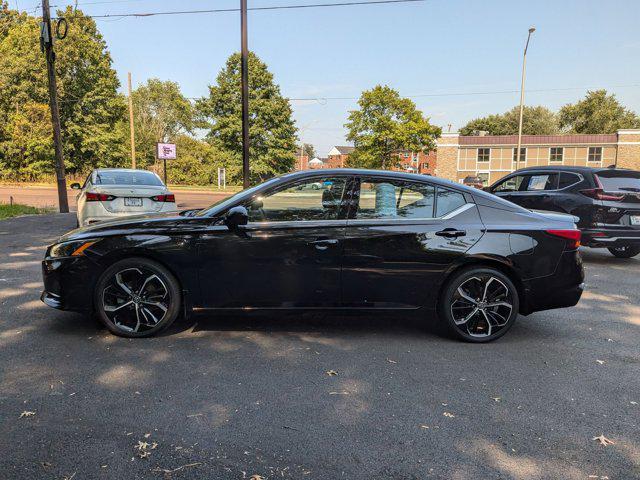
[{"xmin": 19, "ymin": 0, "xmax": 640, "ymax": 156}]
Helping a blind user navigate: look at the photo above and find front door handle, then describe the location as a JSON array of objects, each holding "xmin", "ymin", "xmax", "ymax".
[
  {"xmin": 308, "ymin": 238, "xmax": 339, "ymax": 250},
  {"xmin": 435, "ymin": 228, "xmax": 466, "ymax": 238}
]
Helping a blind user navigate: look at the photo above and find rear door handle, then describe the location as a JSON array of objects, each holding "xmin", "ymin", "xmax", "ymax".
[
  {"xmin": 308, "ymin": 238, "xmax": 339, "ymax": 250},
  {"xmin": 435, "ymin": 228, "xmax": 466, "ymax": 238}
]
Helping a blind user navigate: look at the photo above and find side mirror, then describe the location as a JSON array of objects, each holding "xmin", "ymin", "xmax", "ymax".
[
  {"xmin": 70, "ymin": 182, "xmax": 81, "ymax": 190},
  {"xmin": 224, "ymin": 205, "xmax": 248, "ymax": 230}
]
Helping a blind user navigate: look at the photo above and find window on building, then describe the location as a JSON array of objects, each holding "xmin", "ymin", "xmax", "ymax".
[
  {"xmin": 356, "ymin": 179, "xmax": 435, "ymax": 219},
  {"xmin": 477, "ymin": 148, "xmax": 490, "ymax": 162},
  {"xmin": 513, "ymin": 147, "xmax": 526, "ymax": 162},
  {"xmin": 549, "ymin": 147, "xmax": 564, "ymax": 162},
  {"xmin": 588, "ymin": 147, "xmax": 603, "ymax": 163}
]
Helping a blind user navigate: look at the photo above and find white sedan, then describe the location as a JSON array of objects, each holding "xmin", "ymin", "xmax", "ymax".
[{"xmin": 71, "ymin": 169, "xmax": 178, "ymax": 227}]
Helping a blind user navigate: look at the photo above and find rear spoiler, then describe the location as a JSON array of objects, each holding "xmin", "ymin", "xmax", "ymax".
[{"xmin": 530, "ymin": 209, "xmax": 580, "ymax": 224}]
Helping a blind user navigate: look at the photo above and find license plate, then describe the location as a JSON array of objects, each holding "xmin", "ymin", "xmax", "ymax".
[
  {"xmin": 124, "ymin": 197, "xmax": 143, "ymax": 207},
  {"xmin": 630, "ymin": 215, "xmax": 640, "ymax": 226}
]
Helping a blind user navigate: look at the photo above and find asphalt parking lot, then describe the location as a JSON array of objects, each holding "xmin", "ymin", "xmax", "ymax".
[{"xmin": 0, "ymin": 213, "xmax": 638, "ymax": 480}]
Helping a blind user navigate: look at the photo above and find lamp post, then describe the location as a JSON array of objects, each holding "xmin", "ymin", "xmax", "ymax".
[
  {"xmin": 240, "ymin": 0, "xmax": 250, "ymax": 188},
  {"xmin": 515, "ymin": 26, "xmax": 535, "ymax": 170}
]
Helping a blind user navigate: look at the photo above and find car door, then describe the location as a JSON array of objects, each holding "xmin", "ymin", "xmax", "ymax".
[
  {"xmin": 196, "ymin": 175, "xmax": 353, "ymax": 309},
  {"xmin": 341, "ymin": 176, "xmax": 485, "ymax": 310}
]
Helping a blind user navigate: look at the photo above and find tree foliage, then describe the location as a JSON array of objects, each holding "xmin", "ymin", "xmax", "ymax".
[
  {"xmin": 197, "ymin": 52, "xmax": 297, "ymax": 183},
  {"xmin": 0, "ymin": 5, "xmax": 127, "ymax": 179},
  {"xmin": 131, "ymin": 78, "xmax": 194, "ymax": 169},
  {"xmin": 460, "ymin": 105, "xmax": 559, "ymax": 136},
  {"xmin": 345, "ymin": 85, "xmax": 441, "ymax": 169},
  {"xmin": 559, "ymin": 90, "xmax": 640, "ymax": 134}
]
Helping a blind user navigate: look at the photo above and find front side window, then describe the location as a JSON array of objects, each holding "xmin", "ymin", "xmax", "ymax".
[
  {"xmin": 588, "ymin": 147, "xmax": 602, "ymax": 162},
  {"xmin": 493, "ymin": 175, "xmax": 526, "ymax": 192},
  {"xmin": 356, "ymin": 179, "xmax": 436, "ymax": 220},
  {"xmin": 526, "ymin": 173, "xmax": 559, "ymax": 191},
  {"xmin": 247, "ymin": 177, "xmax": 348, "ymax": 223},
  {"xmin": 549, "ymin": 147, "xmax": 564, "ymax": 162},
  {"xmin": 477, "ymin": 148, "xmax": 490, "ymax": 162}
]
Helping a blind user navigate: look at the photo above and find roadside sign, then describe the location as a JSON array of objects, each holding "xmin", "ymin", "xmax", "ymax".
[{"xmin": 156, "ymin": 143, "xmax": 177, "ymax": 160}]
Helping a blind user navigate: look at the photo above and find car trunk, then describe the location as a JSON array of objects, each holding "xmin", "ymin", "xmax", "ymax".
[
  {"xmin": 594, "ymin": 171, "xmax": 640, "ymax": 228},
  {"xmin": 90, "ymin": 185, "xmax": 168, "ymax": 214}
]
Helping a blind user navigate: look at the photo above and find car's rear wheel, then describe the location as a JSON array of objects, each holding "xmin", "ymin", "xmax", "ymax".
[
  {"xmin": 438, "ymin": 267, "xmax": 519, "ymax": 343},
  {"xmin": 607, "ymin": 246, "xmax": 640, "ymax": 259},
  {"xmin": 94, "ymin": 257, "xmax": 181, "ymax": 338}
]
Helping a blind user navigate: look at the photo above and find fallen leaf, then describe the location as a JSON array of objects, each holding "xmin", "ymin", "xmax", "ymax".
[
  {"xmin": 592, "ymin": 435, "xmax": 614, "ymax": 446},
  {"xmin": 19, "ymin": 411, "xmax": 35, "ymax": 418},
  {"xmin": 492, "ymin": 397, "xmax": 501, "ymax": 402},
  {"xmin": 420, "ymin": 425, "xmax": 430, "ymax": 429},
  {"xmin": 596, "ymin": 360, "xmax": 605, "ymax": 365},
  {"xmin": 326, "ymin": 370, "xmax": 338, "ymax": 376},
  {"xmin": 249, "ymin": 475, "xmax": 264, "ymax": 480},
  {"xmin": 329, "ymin": 391, "xmax": 349, "ymax": 395},
  {"xmin": 144, "ymin": 433, "xmax": 151, "ymax": 438},
  {"xmin": 137, "ymin": 451, "xmax": 150, "ymax": 459},
  {"xmin": 386, "ymin": 358, "xmax": 397, "ymax": 364},
  {"xmin": 630, "ymin": 401, "xmax": 637, "ymax": 405},
  {"xmin": 443, "ymin": 412, "xmax": 455, "ymax": 418},
  {"xmin": 135, "ymin": 441, "xmax": 149, "ymax": 451},
  {"xmin": 150, "ymin": 442, "xmax": 158, "ymax": 450}
]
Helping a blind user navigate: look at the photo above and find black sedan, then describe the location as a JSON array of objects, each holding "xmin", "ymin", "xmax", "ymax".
[{"xmin": 41, "ymin": 169, "xmax": 584, "ymax": 342}]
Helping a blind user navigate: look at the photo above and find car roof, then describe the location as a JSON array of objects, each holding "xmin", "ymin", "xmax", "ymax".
[
  {"xmin": 94, "ymin": 168, "xmax": 158, "ymax": 174},
  {"xmin": 511, "ymin": 165, "xmax": 636, "ymax": 175}
]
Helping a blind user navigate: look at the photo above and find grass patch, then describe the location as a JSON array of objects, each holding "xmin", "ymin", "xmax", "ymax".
[{"xmin": 0, "ymin": 203, "xmax": 44, "ymax": 219}]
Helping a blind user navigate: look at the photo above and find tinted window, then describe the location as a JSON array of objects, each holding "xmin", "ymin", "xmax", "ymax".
[
  {"xmin": 356, "ymin": 179, "xmax": 435, "ymax": 219},
  {"xmin": 558, "ymin": 172, "xmax": 581, "ymax": 189},
  {"xmin": 248, "ymin": 177, "xmax": 347, "ymax": 222},
  {"xmin": 526, "ymin": 173, "xmax": 559, "ymax": 191},
  {"xmin": 436, "ymin": 187, "xmax": 467, "ymax": 217},
  {"xmin": 597, "ymin": 174, "xmax": 640, "ymax": 192},
  {"xmin": 493, "ymin": 175, "xmax": 526, "ymax": 192},
  {"xmin": 95, "ymin": 170, "xmax": 164, "ymax": 187}
]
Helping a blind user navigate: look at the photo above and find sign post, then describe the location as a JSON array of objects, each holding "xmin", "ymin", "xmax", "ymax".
[{"xmin": 156, "ymin": 142, "xmax": 177, "ymax": 185}]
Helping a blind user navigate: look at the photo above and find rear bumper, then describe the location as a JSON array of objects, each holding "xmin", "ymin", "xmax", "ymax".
[
  {"xmin": 521, "ymin": 249, "xmax": 584, "ymax": 315},
  {"xmin": 581, "ymin": 228, "xmax": 640, "ymax": 248}
]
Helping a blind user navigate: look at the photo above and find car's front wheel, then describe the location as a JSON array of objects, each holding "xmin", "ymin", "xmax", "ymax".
[
  {"xmin": 607, "ymin": 246, "xmax": 640, "ymax": 259},
  {"xmin": 94, "ymin": 257, "xmax": 181, "ymax": 337},
  {"xmin": 438, "ymin": 267, "xmax": 519, "ymax": 343}
]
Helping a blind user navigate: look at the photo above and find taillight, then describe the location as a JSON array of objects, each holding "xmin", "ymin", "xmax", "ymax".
[
  {"xmin": 546, "ymin": 229, "xmax": 581, "ymax": 249},
  {"xmin": 579, "ymin": 188, "xmax": 624, "ymax": 201},
  {"xmin": 86, "ymin": 192, "xmax": 115, "ymax": 202},
  {"xmin": 151, "ymin": 194, "xmax": 175, "ymax": 202}
]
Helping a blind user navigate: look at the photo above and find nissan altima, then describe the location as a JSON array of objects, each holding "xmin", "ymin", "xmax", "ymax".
[{"xmin": 41, "ymin": 169, "xmax": 584, "ymax": 342}]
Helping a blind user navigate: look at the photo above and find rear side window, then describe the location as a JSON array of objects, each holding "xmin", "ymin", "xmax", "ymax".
[
  {"xmin": 597, "ymin": 173, "xmax": 640, "ymax": 192},
  {"xmin": 435, "ymin": 188, "xmax": 466, "ymax": 217},
  {"xmin": 95, "ymin": 171, "xmax": 164, "ymax": 187},
  {"xmin": 526, "ymin": 173, "xmax": 559, "ymax": 191},
  {"xmin": 356, "ymin": 179, "xmax": 435, "ymax": 219},
  {"xmin": 558, "ymin": 172, "xmax": 581, "ymax": 189}
]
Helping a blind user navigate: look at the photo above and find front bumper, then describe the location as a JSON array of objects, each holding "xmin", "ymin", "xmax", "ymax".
[
  {"xmin": 41, "ymin": 256, "xmax": 98, "ymax": 312},
  {"xmin": 581, "ymin": 228, "xmax": 640, "ymax": 248}
]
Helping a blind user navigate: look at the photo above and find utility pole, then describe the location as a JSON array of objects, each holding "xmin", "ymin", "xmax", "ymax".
[
  {"xmin": 41, "ymin": 0, "xmax": 69, "ymax": 213},
  {"xmin": 515, "ymin": 26, "xmax": 535, "ymax": 171},
  {"xmin": 127, "ymin": 72, "xmax": 136, "ymax": 169},
  {"xmin": 240, "ymin": 0, "xmax": 250, "ymax": 188}
]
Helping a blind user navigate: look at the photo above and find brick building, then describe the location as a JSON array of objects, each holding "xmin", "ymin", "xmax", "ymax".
[
  {"xmin": 326, "ymin": 146, "xmax": 355, "ymax": 168},
  {"xmin": 436, "ymin": 129, "xmax": 640, "ymax": 186}
]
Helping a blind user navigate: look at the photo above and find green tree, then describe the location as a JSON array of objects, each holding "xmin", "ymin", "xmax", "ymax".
[
  {"xmin": 0, "ymin": 6, "xmax": 126, "ymax": 179},
  {"xmin": 197, "ymin": 52, "xmax": 297, "ymax": 183},
  {"xmin": 131, "ymin": 78, "xmax": 194, "ymax": 169},
  {"xmin": 345, "ymin": 85, "xmax": 441, "ymax": 169},
  {"xmin": 559, "ymin": 90, "xmax": 640, "ymax": 134},
  {"xmin": 165, "ymin": 134, "xmax": 234, "ymax": 186},
  {"xmin": 460, "ymin": 106, "xmax": 559, "ymax": 136}
]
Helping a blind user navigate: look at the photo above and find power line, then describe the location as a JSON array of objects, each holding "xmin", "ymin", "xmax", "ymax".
[{"xmin": 52, "ymin": 0, "xmax": 424, "ymax": 19}]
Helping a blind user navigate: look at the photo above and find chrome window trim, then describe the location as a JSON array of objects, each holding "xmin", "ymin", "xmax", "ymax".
[{"xmin": 346, "ymin": 203, "xmax": 474, "ymax": 225}]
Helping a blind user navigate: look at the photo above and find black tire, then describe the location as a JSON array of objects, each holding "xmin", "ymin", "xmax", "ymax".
[
  {"xmin": 438, "ymin": 267, "xmax": 519, "ymax": 343},
  {"xmin": 94, "ymin": 257, "xmax": 181, "ymax": 338},
  {"xmin": 607, "ymin": 246, "xmax": 640, "ymax": 259}
]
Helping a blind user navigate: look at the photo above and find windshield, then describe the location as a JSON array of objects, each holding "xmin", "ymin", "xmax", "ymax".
[
  {"xmin": 196, "ymin": 177, "xmax": 281, "ymax": 217},
  {"xmin": 95, "ymin": 170, "xmax": 164, "ymax": 187},
  {"xmin": 597, "ymin": 172, "xmax": 640, "ymax": 192}
]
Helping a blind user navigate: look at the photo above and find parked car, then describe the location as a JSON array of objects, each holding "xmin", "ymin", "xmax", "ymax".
[
  {"xmin": 71, "ymin": 169, "xmax": 177, "ymax": 227},
  {"xmin": 487, "ymin": 166, "xmax": 640, "ymax": 258},
  {"xmin": 42, "ymin": 169, "xmax": 584, "ymax": 342}
]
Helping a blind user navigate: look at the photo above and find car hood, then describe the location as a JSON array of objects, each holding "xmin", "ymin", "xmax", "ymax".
[{"xmin": 59, "ymin": 211, "xmax": 202, "ymax": 242}]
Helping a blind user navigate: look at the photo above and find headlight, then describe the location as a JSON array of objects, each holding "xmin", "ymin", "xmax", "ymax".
[{"xmin": 48, "ymin": 239, "xmax": 100, "ymax": 258}]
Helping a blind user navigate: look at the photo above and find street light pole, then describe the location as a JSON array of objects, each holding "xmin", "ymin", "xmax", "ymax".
[
  {"xmin": 240, "ymin": 0, "xmax": 250, "ymax": 188},
  {"xmin": 515, "ymin": 26, "xmax": 535, "ymax": 171}
]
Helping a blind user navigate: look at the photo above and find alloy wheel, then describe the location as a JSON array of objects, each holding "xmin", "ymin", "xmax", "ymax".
[
  {"xmin": 101, "ymin": 267, "xmax": 171, "ymax": 333},
  {"xmin": 450, "ymin": 275, "xmax": 514, "ymax": 338}
]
